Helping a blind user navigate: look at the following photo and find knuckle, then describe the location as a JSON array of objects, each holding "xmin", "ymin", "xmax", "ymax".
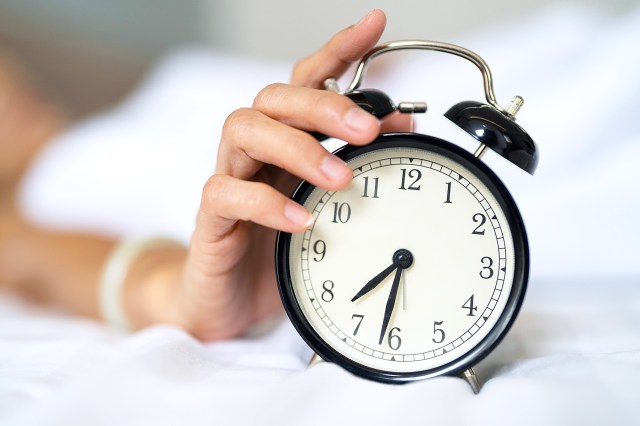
[
  {"xmin": 201, "ymin": 174, "xmax": 232, "ymax": 211},
  {"xmin": 252, "ymin": 83, "xmax": 286, "ymax": 109},
  {"xmin": 222, "ymin": 107, "xmax": 254, "ymax": 139},
  {"xmin": 218, "ymin": 108, "xmax": 261, "ymax": 178},
  {"xmin": 202, "ymin": 177, "xmax": 272, "ymax": 223}
]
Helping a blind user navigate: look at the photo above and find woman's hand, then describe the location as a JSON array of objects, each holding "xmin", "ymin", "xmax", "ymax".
[{"xmin": 167, "ymin": 10, "xmax": 411, "ymax": 340}]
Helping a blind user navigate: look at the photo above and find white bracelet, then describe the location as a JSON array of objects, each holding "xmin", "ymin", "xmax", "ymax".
[{"xmin": 99, "ymin": 237, "xmax": 182, "ymax": 332}]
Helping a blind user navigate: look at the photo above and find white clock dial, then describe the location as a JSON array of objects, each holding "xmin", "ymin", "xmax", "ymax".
[{"xmin": 287, "ymin": 144, "xmax": 516, "ymax": 374}]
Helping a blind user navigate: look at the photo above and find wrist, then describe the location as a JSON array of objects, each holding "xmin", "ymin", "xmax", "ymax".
[{"xmin": 101, "ymin": 238, "xmax": 187, "ymax": 331}]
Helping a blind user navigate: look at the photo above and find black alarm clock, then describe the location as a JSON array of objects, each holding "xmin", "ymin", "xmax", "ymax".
[{"xmin": 275, "ymin": 40, "xmax": 538, "ymax": 393}]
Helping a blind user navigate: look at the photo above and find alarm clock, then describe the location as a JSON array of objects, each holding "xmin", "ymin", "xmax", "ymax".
[{"xmin": 275, "ymin": 40, "xmax": 538, "ymax": 393}]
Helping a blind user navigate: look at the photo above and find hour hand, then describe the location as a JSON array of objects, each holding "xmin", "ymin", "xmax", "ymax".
[
  {"xmin": 351, "ymin": 262, "xmax": 396, "ymax": 302},
  {"xmin": 351, "ymin": 249, "xmax": 414, "ymax": 303}
]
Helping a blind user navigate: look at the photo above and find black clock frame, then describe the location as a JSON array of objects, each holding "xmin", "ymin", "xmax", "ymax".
[{"xmin": 275, "ymin": 132, "xmax": 529, "ymax": 383}]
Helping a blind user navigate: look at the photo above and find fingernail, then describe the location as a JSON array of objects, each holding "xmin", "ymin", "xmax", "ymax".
[
  {"xmin": 285, "ymin": 202, "xmax": 313, "ymax": 228},
  {"xmin": 321, "ymin": 155, "xmax": 351, "ymax": 181},
  {"xmin": 343, "ymin": 107, "xmax": 378, "ymax": 133}
]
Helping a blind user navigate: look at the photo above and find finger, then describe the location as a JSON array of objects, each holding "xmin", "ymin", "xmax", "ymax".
[
  {"xmin": 251, "ymin": 83, "xmax": 380, "ymax": 144},
  {"xmin": 219, "ymin": 106, "xmax": 353, "ymax": 190},
  {"xmin": 380, "ymin": 111, "xmax": 415, "ymax": 133},
  {"xmin": 198, "ymin": 174, "xmax": 313, "ymax": 241},
  {"xmin": 291, "ymin": 9, "xmax": 386, "ymax": 88}
]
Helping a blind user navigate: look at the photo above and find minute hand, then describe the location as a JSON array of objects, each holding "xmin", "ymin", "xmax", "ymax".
[
  {"xmin": 351, "ymin": 262, "xmax": 397, "ymax": 302},
  {"xmin": 379, "ymin": 266, "xmax": 403, "ymax": 345}
]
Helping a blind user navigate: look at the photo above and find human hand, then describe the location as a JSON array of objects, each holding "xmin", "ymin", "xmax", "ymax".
[{"xmin": 163, "ymin": 10, "xmax": 412, "ymax": 341}]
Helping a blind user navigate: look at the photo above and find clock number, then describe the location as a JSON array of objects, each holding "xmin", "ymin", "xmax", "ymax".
[
  {"xmin": 432, "ymin": 321, "xmax": 445, "ymax": 344},
  {"xmin": 399, "ymin": 168, "xmax": 422, "ymax": 190},
  {"xmin": 472, "ymin": 213, "xmax": 486, "ymax": 235},
  {"xmin": 321, "ymin": 280, "xmax": 335, "ymax": 302},
  {"xmin": 479, "ymin": 257, "xmax": 494, "ymax": 279},
  {"xmin": 351, "ymin": 314, "xmax": 364, "ymax": 336},
  {"xmin": 462, "ymin": 295, "xmax": 478, "ymax": 317},
  {"xmin": 362, "ymin": 176, "xmax": 380, "ymax": 198},
  {"xmin": 331, "ymin": 202, "xmax": 351, "ymax": 223},
  {"xmin": 387, "ymin": 327, "xmax": 402, "ymax": 350},
  {"xmin": 444, "ymin": 182, "xmax": 453, "ymax": 203},
  {"xmin": 312, "ymin": 240, "xmax": 326, "ymax": 262}
]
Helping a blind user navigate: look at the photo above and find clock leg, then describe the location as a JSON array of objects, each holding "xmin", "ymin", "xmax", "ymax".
[
  {"xmin": 307, "ymin": 352, "xmax": 324, "ymax": 368},
  {"xmin": 459, "ymin": 368, "xmax": 481, "ymax": 394}
]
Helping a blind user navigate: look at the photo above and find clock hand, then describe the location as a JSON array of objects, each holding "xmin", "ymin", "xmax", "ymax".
[
  {"xmin": 379, "ymin": 266, "xmax": 403, "ymax": 345},
  {"xmin": 402, "ymin": 268, "xmax": 407, "ymax": 311},
  {"xmin": 351, "ymin": 248, "xmax": 415, "ymax": 303},
  {"xmin": 351, "ymin": 262, "xmax": 396, "ymax": 302}
]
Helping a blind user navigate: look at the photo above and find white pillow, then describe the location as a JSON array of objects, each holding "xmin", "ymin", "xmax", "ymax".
[{"xmin": 19, "ymin": 4, "xmax": 640, "ymax": 276}]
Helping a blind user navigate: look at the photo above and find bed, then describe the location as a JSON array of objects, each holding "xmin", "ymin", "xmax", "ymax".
[{"xmin": 2, "ymin": 4, "xmax": 639, "ymax": 424}]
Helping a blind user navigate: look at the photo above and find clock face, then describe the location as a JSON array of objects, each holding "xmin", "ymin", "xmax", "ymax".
[{"xmin": 276, "ymin": 133, "xmax": 528, "ymax": 382}]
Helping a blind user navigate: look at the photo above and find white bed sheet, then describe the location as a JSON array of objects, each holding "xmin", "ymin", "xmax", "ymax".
[
  {"xmin": 2, "ymin": 277, "xmax": 638, "ymax": 425},
  {"xmin": 2, "ymin": 3, "xmax": 640, "ymax": 425}
]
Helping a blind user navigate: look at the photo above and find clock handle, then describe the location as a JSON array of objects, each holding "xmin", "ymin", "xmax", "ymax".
[
  {"xmin": 308, "ymin": 88, "xmax": 397, "ymax": 142},
  {"xmin": 345, "ymin": 40, "xmax": 511, "ymax": 115},
  {"xmin": 336, "ymin": 40, "xmax": 539, "ymax": 175}
]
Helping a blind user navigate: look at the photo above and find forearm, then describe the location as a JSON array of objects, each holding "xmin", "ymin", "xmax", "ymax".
[
  {"xmin": 0, "ymin": 214, "xmax": 112, "ymax": 316},
  {"xmin": 0, "ymin": 213, "xmax": 187, "ymax": 329}
]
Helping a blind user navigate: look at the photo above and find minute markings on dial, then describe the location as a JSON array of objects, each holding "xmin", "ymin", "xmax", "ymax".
[{"xmin": 296, "ymin": 153, "xmax": 511, "ymax": 365}]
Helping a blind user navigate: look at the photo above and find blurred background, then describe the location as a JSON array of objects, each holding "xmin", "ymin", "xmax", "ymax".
[{"xmin": 0, "ymin": 0, "xmax": 634, "ymax": 120}]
